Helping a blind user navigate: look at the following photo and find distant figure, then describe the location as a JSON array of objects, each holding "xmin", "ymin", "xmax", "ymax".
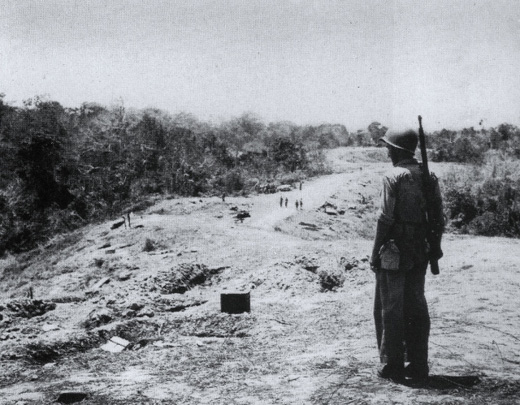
[
  {"xmin": 222, "ymin": 193, "xmax": 226, "ymax": 202},
  {"xmin": 299, "ymin": 181, "xmax": 303, "ymax": 191},
  {"xmin": 295, "ymin": 200, "xmax": 299, "ymax": 210},
  {"xmin": 300, "ymin": 199, "xmax": 303, "ymax": 210},
  {"xmin": 280, "ymin": 196, "xmax": 284, "ymax": 208},
  {"xmin": 285, "ymin": 197, "xmax": 288, "ymax": 208}
]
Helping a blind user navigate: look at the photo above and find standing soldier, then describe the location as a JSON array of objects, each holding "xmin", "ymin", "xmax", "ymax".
[
  {"xmin": 280, "ymin": 196, "xmax": 284, "ymax": 208},
  {"xmin": 295, "ymin": 200, "xmax": 299, "ymax": 210},
  {"xmin": 300, "ymin": 199, "xmax": 303, "ymax": 210},
  {"xmin": 370, "ymin": 128, "xmax": 444, "ymax": 382},
  {"xmin": 285, "ymin": 197, "xmax": 288, "ymax": 208}
]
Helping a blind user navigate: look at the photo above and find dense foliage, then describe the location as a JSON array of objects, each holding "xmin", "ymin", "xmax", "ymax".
[
  {"xmin": 427, "ymin": 124, "xmax": 520, "ymax": 164},
  {"xmin": 2, "ymin": 93, "xmax": 520, "ymax": 252},
  {"xmin": 420, "ymin": 124, "xmax": 520, "ymax": 237},
  {"xmin": 0, "ymin": 95, "xmax": 348, "ymax": 255},
  {"xmin": 441, "ymin": 156, "xmax": 520, "ymax": 237}
]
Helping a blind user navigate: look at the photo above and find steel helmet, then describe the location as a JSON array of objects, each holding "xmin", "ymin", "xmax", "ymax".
[{"xmin": 379, "ymin": 128, "xmax": 418, "ymax": 154}]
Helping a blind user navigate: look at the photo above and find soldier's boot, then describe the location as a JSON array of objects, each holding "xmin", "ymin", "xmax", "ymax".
[
  {"xmin": 378, "ymin": 363, "xmax": 405, "ymax": 382},
  {"xmin": 404, "ymin": 363, "xmax": 429, "ymax": 380}
]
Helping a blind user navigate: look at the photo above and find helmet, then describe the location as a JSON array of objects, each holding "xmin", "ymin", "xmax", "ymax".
[{"xmin": 379, "ymin": 128, "xmax": 418, "ymax": 154}]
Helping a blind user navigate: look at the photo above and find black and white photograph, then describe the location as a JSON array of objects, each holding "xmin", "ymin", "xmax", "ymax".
[{"xmin": 0, "ymin": 1, "xmax": 519, "ymax": 403}]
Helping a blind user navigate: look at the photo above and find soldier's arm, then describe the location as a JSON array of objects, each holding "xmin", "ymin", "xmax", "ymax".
[{"xmin": 371, "ymin": 176, "xmax": 396, "ymax": 270}]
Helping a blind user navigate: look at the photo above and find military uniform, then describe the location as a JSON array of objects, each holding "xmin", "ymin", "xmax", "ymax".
[{"xmin": 372, "ymin": 130, "xmax": 444, "ymax": 379}]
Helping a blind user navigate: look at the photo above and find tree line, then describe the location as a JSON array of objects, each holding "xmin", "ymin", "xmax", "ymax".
[
  {"xmin": 0, "ymin": 95, "xmax": 355, "ymax": 254},
  {"xmin": 2, "ymin": 93, "xmax": 520, "ymax": 253},
  {"xmin": 426, "ymin": 124, "xmax": 520, "ymax": 164}
]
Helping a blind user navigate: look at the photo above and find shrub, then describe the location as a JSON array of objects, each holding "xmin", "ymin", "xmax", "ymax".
[
  {"xmin": 431, "ymin": 137, "xmax": 486, "ymax": 164},
  {"xmin": 442, "ymin": 164, "xmax": 520, "ymax": 237},
  {"xmin": 318, "ymin": 269, "xmax": 345, "ymax": 292},
  {"xmin": 444, "ymin": 186, "xmax": 479, "ymax": 230},
  {"xmin": 223, "ymin": 169, "xmax": 244, "ymax": 193},
  {"xmin": 143, "ymin": 238, "xmax": 156, "ymax": 252}
]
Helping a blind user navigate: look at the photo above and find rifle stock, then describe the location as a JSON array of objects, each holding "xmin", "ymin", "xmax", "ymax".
[{"xmin": 418, "ymin": 116, "xmax": 442, "ymax": 275}]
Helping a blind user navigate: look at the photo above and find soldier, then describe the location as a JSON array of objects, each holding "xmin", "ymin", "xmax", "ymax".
[
  {"xmin": 300, "ymin": 198, "xmax": 303, "ymax": 210},
  {"xmin": 370, "ymin": 128, "xmax": 444, "ymax": 382},
  {"xmin": 280, "ymin": 196, "xmax": 284, "ymax": 208},
  {"xmin": 285, "ymin": 197, "xmax": 288, "ymax": 208},
  {"xmin": 295, "ymin": 200, "xmax": 299, "ymax": 210}
]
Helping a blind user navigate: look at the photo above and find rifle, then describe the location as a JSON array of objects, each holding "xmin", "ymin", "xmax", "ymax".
[{"xmin": 418, "ymin": 115, "xmax": 443, "ymax": 275}]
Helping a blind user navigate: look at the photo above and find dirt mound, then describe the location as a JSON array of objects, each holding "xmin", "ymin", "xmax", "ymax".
[
  {"xmin": 153, "ymin": 296, "xmax": 207, "ymax": 313},
  {"xmin": 82, "ymin": 308, "xmax": 114, "ymax": 329},
  {"xmin": 147, "ymin": 263, "xmax": 226, "ymax": 294},
  {"xmin": 24, "ymin": 333, "xmax": 103, "ymax": 364},
  {"xmin": 3, "ymin": 299, "xmax": 56, "ymax": 319},
  {"xmin": 166, "ymin": 313, "xmax": 255, "ymax": 338}
]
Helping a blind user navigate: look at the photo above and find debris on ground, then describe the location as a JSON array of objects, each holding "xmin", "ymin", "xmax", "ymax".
[
  {"xmin": 42, "ymin": 323, "xmax": 60, "ymax": 332},
  {"xmin": 153, "ymin": 296, "xmax": 208, "ymax": 312},
  {"xmin": 148, "ymin": 263, "xmax": 225, "ymax": 294},
  {"xmin": 168, "ymin": 313, "xmax": 255, "ymax": 338},
  {"xmin": 25, "ymin": 334, "xmax": 103, "ymax": 363},
  {"xmin": 82, "ymin": 308, "xmax": 113, "ymax": 329},
  {"xmin": 110, "ymin": 219, "xmax": 125, "ymax": 230},
  {"xmin": 4, "ymin": 300, "xmax": 56, "ymax": 319},
  {"xmin": 339, "ymin": 256, "xmax": 359, "ymax": 271},
  {"xmin": 235, "ymin": 210, "xmax": 251, "ymax": 222},
  {"xmin": 295, "ymin": 256, "xmax": 320, "ymax": 273},
  {"xmin": 299, "ymin": 222, "xmax": 321, "ymax": 231},
  {"xmin": 320, "ymin": 201, "xmax": 339, "ymax": 215},
  {"xmin": 88, "ymin": 277, "xmax": 111, "ymax": 293},
  {"xmin": 100, "ymin": 336, "xmax": 131, "ymax": 353}
]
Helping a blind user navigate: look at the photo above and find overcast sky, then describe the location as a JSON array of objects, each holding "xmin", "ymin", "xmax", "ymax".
[{"xmin": 1, "ymin": 0, "xmax": 519, "ymax": 130}]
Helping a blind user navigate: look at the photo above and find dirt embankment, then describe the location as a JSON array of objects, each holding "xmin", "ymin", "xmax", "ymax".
[{"xmin": 0, "ymin": 147, "xmax": 519, "ymax": 404}]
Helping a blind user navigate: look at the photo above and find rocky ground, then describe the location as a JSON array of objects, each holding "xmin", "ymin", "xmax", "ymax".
[{"xmin": 0, "ymin": 147, "xmax": 519, "ymax": 404}]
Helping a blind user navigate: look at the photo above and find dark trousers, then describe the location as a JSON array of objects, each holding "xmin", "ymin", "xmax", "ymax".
[{"xmin": 374, "ymin": 268, "xmax": 430, "ymax": 366}]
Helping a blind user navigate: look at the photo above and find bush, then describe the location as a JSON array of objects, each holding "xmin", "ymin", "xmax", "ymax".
[
  {"xmin": 444, "ymin": 187, "xmax": 479, "ymax": 230},
  {"xmin": 442, "ymin": 164, "xmax": 520, "ymax": 237},
  {"xmin": 431, "ymin": 137, "xmax": 486, "ymax": 164},
  {"xmin": 223, "ymin": 169, "xmax": 244, "ymax": 193},
  {"xmin": 143, "ymin": 238, "xmax": 156, "ymax": 252},
  {"xmin": 318, "ymin": 269, "xmax": 345, "ymax": 292}
]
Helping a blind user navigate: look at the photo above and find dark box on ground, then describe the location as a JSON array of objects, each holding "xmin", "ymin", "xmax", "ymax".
[{"xmin": 220, "ymin": 292, "xmax": 250, "ymax": 314}]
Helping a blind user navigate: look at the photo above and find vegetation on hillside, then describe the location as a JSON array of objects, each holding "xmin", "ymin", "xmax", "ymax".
[
  {"xmin": 427, "ymin": 124, "xmax": 520, "ymax": 164},
  {"xmin": 422, "ymin": 124, "xmax": 520, "ymax": 237},
  {"xmin": 0, "ymin": 94, "xmax": 358, "ymax": 254},
  {"xmin": 2, "ymin": 92, "xmax": 520, "ymax": 253},
  {"xmin": 441, "ymin": 156, "xmax": 520, "ymax": 237}
]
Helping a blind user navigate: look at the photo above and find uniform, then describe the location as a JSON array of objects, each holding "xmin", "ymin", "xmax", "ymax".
[{"xmin": 372, "ymin": 129, "xmax": 444, "ymax": 380}]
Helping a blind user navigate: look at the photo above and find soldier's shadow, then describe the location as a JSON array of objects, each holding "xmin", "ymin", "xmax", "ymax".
[{"xmin": 402, "ymin": 375, "xmax": 481, "ymax": 389}]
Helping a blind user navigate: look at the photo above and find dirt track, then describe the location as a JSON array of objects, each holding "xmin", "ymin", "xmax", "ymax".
[{"xmin": 0, "ymin": 147, "xmax": 519, "ymax": 404}]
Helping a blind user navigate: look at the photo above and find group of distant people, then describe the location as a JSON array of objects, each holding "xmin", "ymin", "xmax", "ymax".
[{"xmin": 279, "ymin": 196, "xmax": 303, "ymax": 210}]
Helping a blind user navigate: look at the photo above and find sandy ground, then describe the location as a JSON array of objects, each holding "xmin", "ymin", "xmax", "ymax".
[{"xmin": 0, "ymin": 147, "xmax": 519, "ymax": 405}]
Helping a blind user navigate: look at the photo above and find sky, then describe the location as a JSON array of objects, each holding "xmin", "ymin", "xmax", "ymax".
[{"xmin": 1, "ymin": 0, "xmax": 519, "ymax": 131}]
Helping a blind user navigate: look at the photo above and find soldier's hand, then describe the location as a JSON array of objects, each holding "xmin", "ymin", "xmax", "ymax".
[{"xmin": 370, "ymin": 256, "xmax": 380, "ymax": 272}]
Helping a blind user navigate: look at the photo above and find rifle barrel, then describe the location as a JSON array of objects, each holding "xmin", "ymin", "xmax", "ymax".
[{"xmin": 418, "ymin": 115, "xmax": 440, "ymax": 275}]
